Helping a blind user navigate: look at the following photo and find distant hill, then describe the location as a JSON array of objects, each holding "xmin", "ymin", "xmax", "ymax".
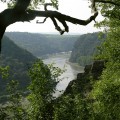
[
  {"xmin": 69, "ymin": 32, "xmax": 105, "ymax": 66},
  {"xmin": 0, "ymin": 36, "xmax": 37, "ymax": 96},
  {"xmin": 5, "ymin": 32, "xmax": 80, "ymax": 57}
]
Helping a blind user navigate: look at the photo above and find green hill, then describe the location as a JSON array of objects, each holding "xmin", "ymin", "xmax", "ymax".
[
  {"xmin": 5, "ymin": 32, "xmax": 80, "ymax": 57},
  {"xmin": 0, "ymin": 36, "xmax": 37, "ymax": 96},
  {"xmin": 69, "ymin": 32, "xmax": 105, "ymax": 66}
]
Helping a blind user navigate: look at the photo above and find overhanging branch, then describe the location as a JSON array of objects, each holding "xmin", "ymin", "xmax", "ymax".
[
  {"xmin": 27, "ymin": 9, "xmax": 98, "ymax": 34},
  {"xmin": 27, "ymin": 10, "xmax": 98, "ymax": 26},
  {"xmin": 0, "ymin": 7, "xmax": 98, "ymax": 52},
  {"xmin": 0, "ymin": 0, "xmax": 119, "ymax": 53},
  {"xmin": 0, "ymin": 9, "xmax": 98, "ymax": 34}
]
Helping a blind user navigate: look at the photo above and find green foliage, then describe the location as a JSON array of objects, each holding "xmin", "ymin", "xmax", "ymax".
[
  {"xmin": 0, "ymin": 67, "xmax": 28, "ymax": 120},
  {"xmin": 67, "ymin": 2, "xmax": 120, "ymax": 120},
  {"xmin": 70, "ymin": 32, "xmax": 103, "ymax": 66},
  {"xmin": 30, "ymin": 0, "xmax": 59, "ymax": 10},
  {"xmin": 6, "ymin": 80, "xmax": 28, "ymax": 120},
  {"xmin": 51, "ymin": 0, "xmax": 59, "ymax": 10},
  {"xmin": 0, "ymin": 36, "xmax": 37, "ymax": 96},
  {"xmin": 2, "ymin": 0, "xmax": 59, "ymax": 10},
  {"xmin": 53, "ymin": 94, "xmax": 90, "ymax": 120},
  {"xmin": 28, "ymin": 60, "xmax": 56, "ymax": 100},
  {"xmin": 91, "ymin": 71, "xmax": 120, "ymax": 120},
  {"xmin": 0, "ymin": 60, "xmax": 65, "ymax": 120},
  {"xmin": 0, "ymin": 66, "xmax": 9, "ymax": 79},
  {"xmin": 96, "ymin": 28, "xmax": 120, "ymax": 62},
  {"xmin": 77, "ymin": 56, "xmax": 93, "ymax": 66},
  {"xmin": 90, "ymin": 1, "xmax": 120, "ymax": 119},
  {"xmin": 27, "ymin": 60, "xmax": 64, "ymax": 120},
  {"xmin": 0, "ymin": 107, "xmax": 8, "ymax": 120}
]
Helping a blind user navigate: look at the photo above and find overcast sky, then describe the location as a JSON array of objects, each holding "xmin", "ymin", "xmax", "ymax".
[{"xmin": 0, "ymin": 0, "xmax": 103, "ymax": 34}]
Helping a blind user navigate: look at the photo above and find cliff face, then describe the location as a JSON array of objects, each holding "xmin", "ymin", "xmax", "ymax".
[
  {"xmin": 69, "ymin": 32, "xmax": 105, "ymax": 66},
  {"xmin": 64, "ymin": 60, "xmax": 105, "ymax": 96}
]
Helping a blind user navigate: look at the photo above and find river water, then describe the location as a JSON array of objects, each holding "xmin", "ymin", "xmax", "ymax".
[{"xmin": 43, "ymin": 54, "xmax": 84, "ymax": 97}]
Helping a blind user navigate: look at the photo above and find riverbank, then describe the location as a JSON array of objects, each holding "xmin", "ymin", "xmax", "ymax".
[
  {"xmin": 42, "ymin": 53, "xmax": 85, "ymax": 97},
  {"xmin": 39, "ymin": 51, "xmax": 72, "ymax": 59},
  {"xmin": 66, "ymin": 60, "xmax": 84, "ymax": 73},
  {"xmin": 42, "ymin": 51, "xmax": 84, "ymax": 73}
]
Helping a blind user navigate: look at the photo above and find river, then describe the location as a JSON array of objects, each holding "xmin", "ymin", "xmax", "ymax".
[{"xmin": 43, "ymin": 54, "xmax": 84, "ymax": 97}]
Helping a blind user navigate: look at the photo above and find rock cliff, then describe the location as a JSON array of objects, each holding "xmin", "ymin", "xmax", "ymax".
[{"xmin": 64, "ymin": 60, "xmax": 105, "ymax": 96}]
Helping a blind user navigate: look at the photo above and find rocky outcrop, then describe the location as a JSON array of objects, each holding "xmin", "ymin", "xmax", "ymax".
[
  {"xmin": 63, "ymin": 60, "xmax": 105, "ymax": 95},
  {"xmin": 91, "ymin": 60, "xmax": 105, "ymax": 79}
]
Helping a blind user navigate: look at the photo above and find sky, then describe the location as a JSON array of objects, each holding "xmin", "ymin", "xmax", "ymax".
[{"xmin": 0, "ymin": 0, "xmax": 103, "ymax": 34}]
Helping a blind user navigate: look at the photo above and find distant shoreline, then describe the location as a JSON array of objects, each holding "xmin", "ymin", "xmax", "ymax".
[
  {"xmin": 41, "ymin": 51, "xmax": 72, "ymax": 59},
  {"xmin": 66, "ymin": 60, "xmax": 84, "ymax": 73},
  {"xmin": 42, "ymin": 52, "xmax": 84, "ymax": 72}
]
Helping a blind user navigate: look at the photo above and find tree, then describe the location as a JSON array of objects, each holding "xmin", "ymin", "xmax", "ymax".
[
  {"xmin": 53, "ymin": 94, "xmax": 90, "ymax": 120},
  {"xmin": 0, "ymin": 60, "xmax": 65, "ymax": 120},
  {"xmin": 90, "ymin": 0, "xmax": 120, "ymax": 119},
  {"xmin": 0, "ymin": 0, "xmax": 100, "ymax": 52},
  {"xmin": 27, "ymin": 60, "xmax": 64, "ymax": 120}
]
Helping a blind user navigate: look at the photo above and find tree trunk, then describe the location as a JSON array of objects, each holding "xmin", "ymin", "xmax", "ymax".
[{"xmin": 0, "ymin": 26, "xmax": 6, "ymax": 52}]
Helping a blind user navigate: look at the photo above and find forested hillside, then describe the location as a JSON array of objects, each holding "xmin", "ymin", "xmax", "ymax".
[
  {"xmin": 6, "ymin": 32, "xmax": 79, "ymax": 57},
  {"xmin": 0, "ymin": 36, "xmax": 37, "ymax": 96},
  {"xmin": 69, "ymin": 32, "xmax": 105, "ymax": 66}
]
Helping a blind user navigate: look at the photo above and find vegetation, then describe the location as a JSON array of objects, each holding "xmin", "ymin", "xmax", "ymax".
[
  {"xmin": 0, "ymin": 60, "xmax": 64, "ymax": 120},
  {"xmin": 6, "ymin": 32, "xmax": 79, "ymax": 57},
  {"xmin": 0, "ymin": 36, "xmax": 37, "ymax": 96},
  {"xmin": 69, "ymin": 32, "xmax": 105, "ymax": 66},
  {"xmin": 90, "ymin": 1, "xmax": 120, "ymax": 119}
]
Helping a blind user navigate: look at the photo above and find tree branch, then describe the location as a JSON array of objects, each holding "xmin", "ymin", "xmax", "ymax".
[
  {"xmin": 36, "ymin": 17, "xmax": 48, "ymax": 23},
  {"xmin": 0, "ymin": 0, "xmax": 119, "ymax": 53},
  {"xmin": 37, "ymin": 3, "xmax": 66, "ymax": 34},
  {"xmin": 0, "ymin": 27, "xmax": 6, "ymax": 52},
  {"xmin": 91, "ymin": 0, "xmax": 97, "ymax": 13},
  {"xmin": 27, "ymin": 10, "xmax": 98, "ymax": 25},
  {"xmin": 0, "ymin": 7, "xmax": 98, "ymax": 52},
  {"xmin": 0, "ymin": 9, "xmax": 98, "ymax": 35},
  {"xmin": 50, "ymin": 17, "xmax": 65, "ymax": 35}
]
